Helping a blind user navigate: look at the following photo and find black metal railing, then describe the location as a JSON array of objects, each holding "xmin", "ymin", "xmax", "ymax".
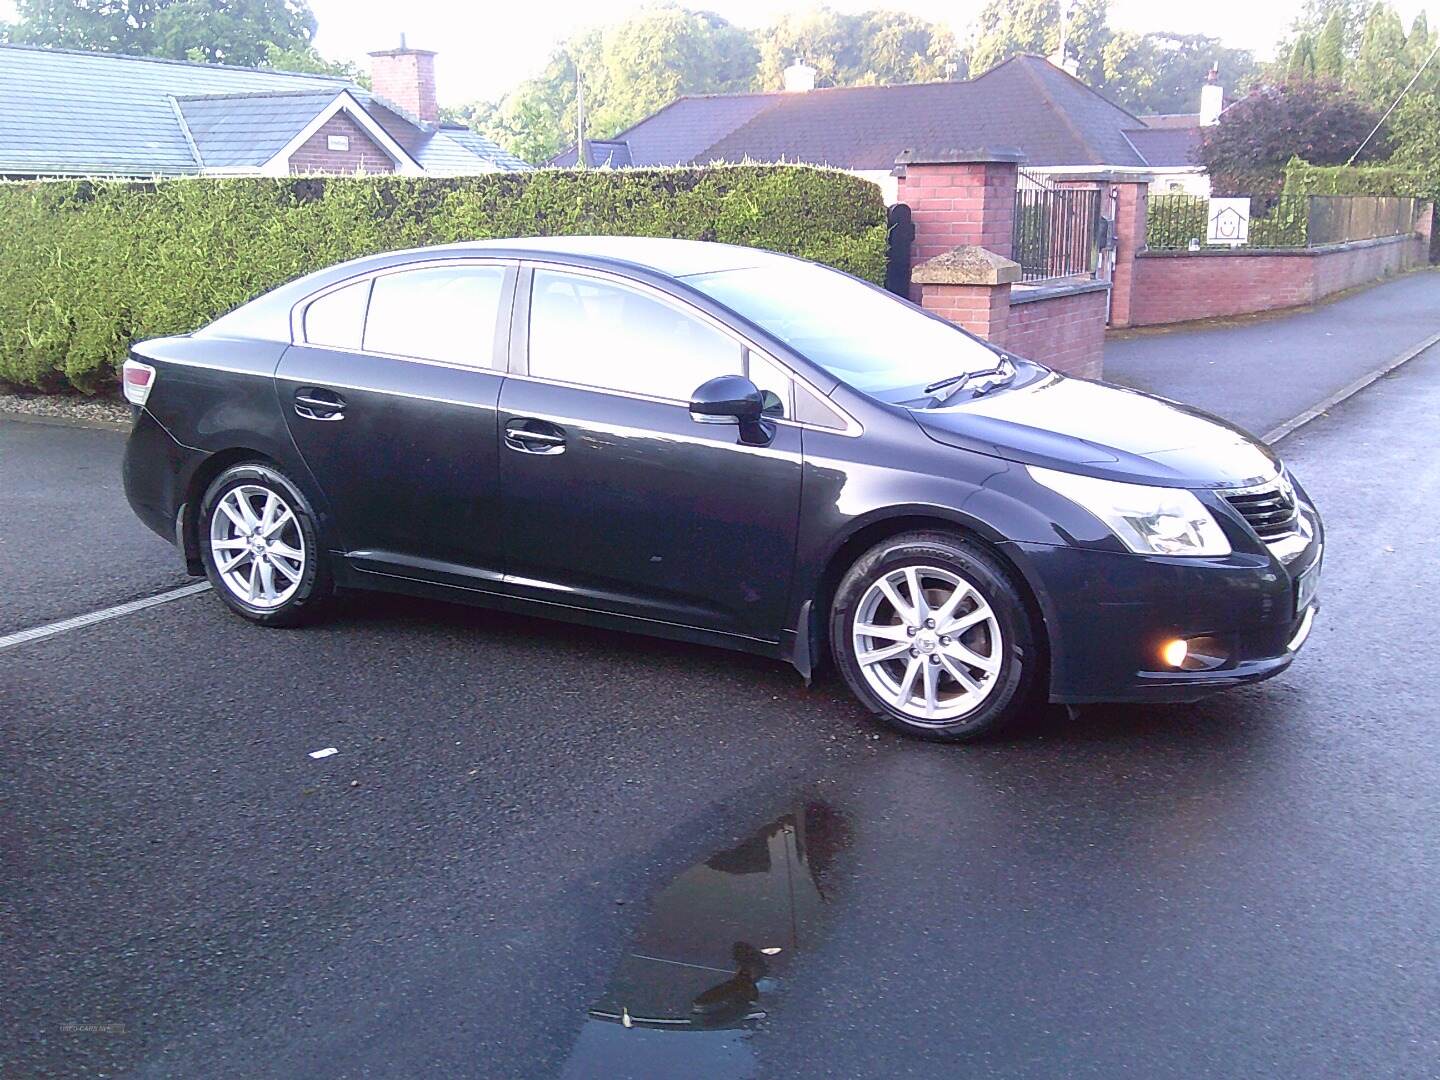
[
  {"xmin": 1147, "ymin": 194, "xmax": 1420, "ymax": 251},
  {"xmin": 1012, "ymin": 187, "xmax": 1102, "ymax": 282}
]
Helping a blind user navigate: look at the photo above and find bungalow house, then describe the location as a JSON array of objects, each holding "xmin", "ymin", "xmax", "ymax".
[
  {"xmin": 552, "ymin": 55, "xmax": 1218, "ymax": 201},
  {"xmin": 0, "ymin": 40, "xmax": 529, "ymax": 178}
]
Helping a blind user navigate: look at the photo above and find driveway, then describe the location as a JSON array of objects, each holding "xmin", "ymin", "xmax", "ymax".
[
  {"xmin": 1105, "ymin": 267, "xmax": 1440, "ymax": 438},
  {"xmin": 5, "ymin": 350, "xmax": 1439, "ymax": 1078}
]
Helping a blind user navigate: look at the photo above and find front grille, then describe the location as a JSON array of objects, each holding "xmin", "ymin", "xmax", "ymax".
[{"xmin": 1223, "ymin": 476, "xmax": 1300, "ymax": 541}]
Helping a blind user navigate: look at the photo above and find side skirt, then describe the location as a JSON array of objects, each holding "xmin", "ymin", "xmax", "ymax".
[{"xmin": 332, "ymin": 557, "xmax": 786, "ymax": 663}]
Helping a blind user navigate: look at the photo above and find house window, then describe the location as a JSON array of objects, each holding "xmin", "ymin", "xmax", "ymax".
[{"xmin": 327, "ymin": 135, "xmax": 351, "ymax": 153}]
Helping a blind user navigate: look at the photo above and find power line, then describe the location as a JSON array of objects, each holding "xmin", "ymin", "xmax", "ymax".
[{"xmin": 1347, "ymin": 37, "xmax": 1440, "ymax": 166}]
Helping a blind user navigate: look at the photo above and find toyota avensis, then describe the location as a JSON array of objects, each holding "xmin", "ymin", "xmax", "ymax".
[{"xmin": 122, "ymin": 237, "xmax": 1322, "ymax": 741}]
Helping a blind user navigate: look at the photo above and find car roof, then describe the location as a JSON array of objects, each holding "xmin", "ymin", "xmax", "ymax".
[{"xmin": 424, "ymin": 236, "xmax": 792, "ymax": 278}]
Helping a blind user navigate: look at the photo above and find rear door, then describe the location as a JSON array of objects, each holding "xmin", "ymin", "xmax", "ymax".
[
  {"xmin": 276, "ymin": 260, "xmax": 515, "ymax": 588},
  {"xmin": 496, "ymin": 265, "xmax": 803, "ymax": 642}
]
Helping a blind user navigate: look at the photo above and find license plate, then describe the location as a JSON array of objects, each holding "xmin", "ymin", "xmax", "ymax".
[{"xmin": 1295, "ymin": 559, "xmax": 1321, "ymax": 614}]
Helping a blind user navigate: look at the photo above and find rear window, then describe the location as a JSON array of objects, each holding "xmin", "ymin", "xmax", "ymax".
[{"xmin": 304, "ymin": 280, "xmax": 370, "ymax": 350}]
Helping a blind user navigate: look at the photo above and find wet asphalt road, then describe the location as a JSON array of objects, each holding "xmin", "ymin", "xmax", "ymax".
[
  {"xmin": 1105, "ymin": 267, "xmax": 1440, "ymax": 438},
  {"xmin": 4, "ymin": 350, "xmax": 1440, "ymax": 1078}
]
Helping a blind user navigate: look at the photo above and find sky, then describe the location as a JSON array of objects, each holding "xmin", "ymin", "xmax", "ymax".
[{"xmin": 3, "ymin": 0, "xmax": 1438, "ymax": 105}]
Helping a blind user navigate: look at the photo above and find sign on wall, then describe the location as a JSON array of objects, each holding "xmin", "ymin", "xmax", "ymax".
[{"xmin": 1207, "ymin": 198, "xmax": 1250, "ymax": 246}]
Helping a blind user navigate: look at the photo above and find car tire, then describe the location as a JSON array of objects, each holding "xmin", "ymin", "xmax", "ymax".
[
  {"xmin": 198, "ymin": 462, "xmax": 332, "ymax": 628},
  {"xmin": 830, "ymin": 530, "xmax": 1040, "ymax": 742}
]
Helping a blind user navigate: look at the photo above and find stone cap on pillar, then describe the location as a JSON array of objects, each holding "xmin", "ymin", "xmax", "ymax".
[
  {"xmin": 892, "ymin": 147, "xmax": 1024, "ymax": 176},
  {"xmin": 911, "ymin": 246, "xmax": 1021, "ymax": 286},
  {"xmin": 1048, "ymin": 169, "xmax": 1156, "ymax": 184}
]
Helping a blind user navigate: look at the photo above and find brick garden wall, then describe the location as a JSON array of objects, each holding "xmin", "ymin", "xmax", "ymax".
[
  {"xmin": 1005, "ymin": 284, "xmax": 1109, "ymax": 380},
  {"xmin": 288, "ymin": 112, "xmax": 396, "ymax": 176},
  {"xmin": 1126, "ymin": 233, "xmax": 1427, "ymax": 326}
]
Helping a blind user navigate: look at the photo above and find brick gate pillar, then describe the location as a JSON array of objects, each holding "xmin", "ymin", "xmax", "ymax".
[
  {"xmin": 1050, "ymin": 172, "xmax": 1150, "ymax": 329},
  {"xmin": 894, "ymin": 149, "xmax": 1023, "ymax": 269}
]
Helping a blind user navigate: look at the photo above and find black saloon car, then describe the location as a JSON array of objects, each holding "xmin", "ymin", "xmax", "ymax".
[{"xmin": 122, "ymin": 237, "xmax": 1322, "ymax": 740}]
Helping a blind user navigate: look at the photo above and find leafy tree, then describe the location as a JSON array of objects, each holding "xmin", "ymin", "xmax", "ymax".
[
  {"xmin": 968, "ymin": 0, "xmax": 1110, "ymax": 88},
  {"xmin": 1287, "ymin": 33, "xmax": 1319, "ymax": 81},
  {"xmin": 1316, "ymin": 11, "xmax": 1347, "ymax": 77},
  {"xmin": 1099, "ymin": 31, "xmax": 1257, "ymax": 115},
  {"xmin": 262, "ymin": 42, "xmax": 368, "ymax": 85},
  {"xmin": 459, "ymin": 5, "xmax": 758, "ymax": 165},
  {"xmin": 7, "ymin": 0, "xmax": 317, "ymax": 66},
  {"xmin": 1352, "ymin": 2, "xmax": 1410, "ymax": 104},
  {"xmin": 755, "ymin": 7, "xmax": 958, "ymax": 90},
  {"xmin": 1198, "ymin": 80, "xmax": 1389, "ymax": 192}
]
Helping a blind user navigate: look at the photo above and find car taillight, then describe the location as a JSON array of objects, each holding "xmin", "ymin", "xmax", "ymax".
[{"xmin": 122, "ymin": 359, "xmax": 156, "ymax": 407}]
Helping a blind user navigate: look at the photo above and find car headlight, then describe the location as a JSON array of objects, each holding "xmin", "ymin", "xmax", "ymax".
[{"xmin": 1028, "ymin": 465, "xmax": 1231, "ymax": 557}]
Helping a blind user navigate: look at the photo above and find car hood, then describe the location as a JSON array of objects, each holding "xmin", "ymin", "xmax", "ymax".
[{"xmin": 913, "ymin": 373, "xmax": 1279, "ymax": 487}]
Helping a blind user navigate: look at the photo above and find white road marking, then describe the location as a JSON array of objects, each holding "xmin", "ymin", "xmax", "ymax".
[
  {"xmin": 0, "ymin": 582, "xmax": 212, "ymax": 652},
  {"xmin": 309, "ymin": 747, "xmax": 338, "ymax": 759}
]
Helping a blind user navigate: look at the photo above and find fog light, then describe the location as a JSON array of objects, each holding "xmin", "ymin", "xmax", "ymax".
[{"xmin": 1161, "ymin": 638, "xmax": 1189, "ymax": 669}]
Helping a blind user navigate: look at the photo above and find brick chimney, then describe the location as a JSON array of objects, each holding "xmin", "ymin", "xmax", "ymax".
[{"xmin": 369, "ymin": 34, "xmax": 439, "ymax": 124}]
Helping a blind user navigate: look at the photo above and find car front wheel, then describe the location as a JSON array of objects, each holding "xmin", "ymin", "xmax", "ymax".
[
  {"xmin": 199, "ymin": 462, "xmax": 331, "ymax": 627},
  {"xmin": 830, "ymin": 531, "xmax": 1040, "ymax": 741}
]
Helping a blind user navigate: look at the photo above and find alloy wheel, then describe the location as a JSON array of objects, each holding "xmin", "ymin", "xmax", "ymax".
[
  {"xmin": 851, "ymin": 564, "xmax": 1004, "ymax": 723},
  {"xmin": 209, "ymin": 484, "xmax": 306, "ymax": 610}
]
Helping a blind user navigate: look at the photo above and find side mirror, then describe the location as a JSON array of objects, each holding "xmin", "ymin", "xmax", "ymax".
[
  {"xmin": 689, "ymin": 375, "xmax": 774, "ymax": 446},
  {"xmin": 689, "ymin": 375, "xmax": 764, "ymax": 425}
]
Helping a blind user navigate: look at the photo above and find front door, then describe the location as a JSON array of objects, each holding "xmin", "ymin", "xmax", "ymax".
[
  {"xmin": 276, "ymin": 261, "xmax": 515, "ymax": 587},
  {"xmin": 498, "ymin": 267, "xmax": 803, "ymax": 642}
]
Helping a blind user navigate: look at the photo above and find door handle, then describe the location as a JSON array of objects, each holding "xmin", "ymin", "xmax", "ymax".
[
  {"xmin": 295, "ymin": 388, "xmax": 345, "ymax": 421},
  {"xmin": 504, "ymin": 419, "xmax": 566, "ymax": 455}
]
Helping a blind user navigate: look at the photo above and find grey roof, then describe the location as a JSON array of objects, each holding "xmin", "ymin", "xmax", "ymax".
[
  {"xmin": 552, "ymin": 139, "xmax": 634, "ymax": 168},
  {"xmin": 175, "ymin": 90, "xmax": 338, "ymax": 168},
  {"xmin": 1124, "ymin": 125, "xmax": 1202, "ymax": 168},
  {"xmin": 0, "ymin": 44, "xmax": 529, "ymax": 176},
  {"xmin": 549, "ymin": 56, "xmax": 1159, "ymax": 172}
]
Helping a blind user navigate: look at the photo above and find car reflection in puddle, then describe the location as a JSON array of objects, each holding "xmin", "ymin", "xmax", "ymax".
[{"xmin": 561, "ymin": 802, "xmax": 850, "ymax": 1079}]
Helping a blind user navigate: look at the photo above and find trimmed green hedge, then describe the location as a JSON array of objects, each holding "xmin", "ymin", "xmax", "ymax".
[
  {"xmin": 1282, "ymin": 158, "xmax": 1438, "ymax": 200},
  {"xmin": 0, "ymin": 165, "xmax": 888, "ymax": 392}
]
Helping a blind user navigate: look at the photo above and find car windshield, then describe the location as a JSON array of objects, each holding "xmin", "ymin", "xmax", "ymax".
[{"xmin": 685, "ymin": 262, "xmax": 1003, "ymax": 403}]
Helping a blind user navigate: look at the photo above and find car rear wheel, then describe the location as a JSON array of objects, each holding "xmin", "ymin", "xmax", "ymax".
[
  {"xmin": 830, "ymin": 531, "xmax": 1040, "ymax": 741},
  {"xmin": 199, "ymin": 463, "xmax": 331, "ymax": 627}
]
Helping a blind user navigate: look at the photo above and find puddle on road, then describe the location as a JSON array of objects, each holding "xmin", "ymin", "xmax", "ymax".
[{"xmin": 560, "ymin": 802, "xmax": 850, "ymax": 1079}]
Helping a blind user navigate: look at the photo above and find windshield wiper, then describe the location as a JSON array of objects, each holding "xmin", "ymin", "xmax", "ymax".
[{"xmin": 924, "ymin": 354, "xmax": 1016, "ymax": 399}]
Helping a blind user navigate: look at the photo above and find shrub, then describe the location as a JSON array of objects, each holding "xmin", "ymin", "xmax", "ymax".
[
  {"xmin": 1198, "ymin": 81, "xmax": 1389, "ymax": 195},
  {"xmin": 0, "ymin": 165, "xmax": 889, "ymax": 393}
]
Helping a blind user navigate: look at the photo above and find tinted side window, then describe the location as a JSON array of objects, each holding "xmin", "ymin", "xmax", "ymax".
[
  {"xmin": 363, "ymin": 265, "xmax": 508, "ymax": 367},
  {"xmin": 528, "ymin": 270, "xmax": 742, "ymax": 400},
  {"xmin": 304, "ymin": 280, "xmax": 370, "ymax": 349}
]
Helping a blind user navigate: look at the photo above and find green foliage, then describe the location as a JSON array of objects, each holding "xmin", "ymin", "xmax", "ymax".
[
  {"xmin": 1099, "ymin": 32, "xmax": 1257, "ymax": 115},
  {"xmin": 458, "ymin": 5, "xmax": 960, "ymax": 164},
  {"xmin": 968, "ymin": 0, "xmax": 1108, "ymax": 88},
  {"xmin": 452, "ymin": 5, "xmax": 759, "ymax": 165},
  {"xmin": 1199, "ymin": 81, "xmax": 1388, "ymax": 194},
  {"xmin": 0, "ymin": 167, "xmax": 888, "ymax": 393},
  {"xmin": 1317, "ymin": 12, "xmax": 1347, "ymax": 77},
  {"xmin": 1287, "ymin": 34, "xmax": 1319, "ymax": 82},
  {"xmin": 755, "ymin": 8, "xmax": 959, "ymax": 89},
  {"xmin": 1284, "ymin": 156, "xmax": 1440, "ymax": 201},
  {"xmin": 1352, "ymin": 2, "xmax": 1410, "ymax": 103},
  {"xmin": 8, "ymin": 0, "xmax": 318, "ymax": 67}
]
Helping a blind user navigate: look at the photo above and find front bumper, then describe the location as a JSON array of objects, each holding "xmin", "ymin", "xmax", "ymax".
[{"xmin": 1005, "ymin": 509, "xmax": 1323, "ymax": 705}]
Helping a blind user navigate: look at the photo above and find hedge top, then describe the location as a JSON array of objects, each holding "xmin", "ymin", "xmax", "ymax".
[{"xmin": 0, "ymin": 164, "xmax": 889, "ymax": 393}]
